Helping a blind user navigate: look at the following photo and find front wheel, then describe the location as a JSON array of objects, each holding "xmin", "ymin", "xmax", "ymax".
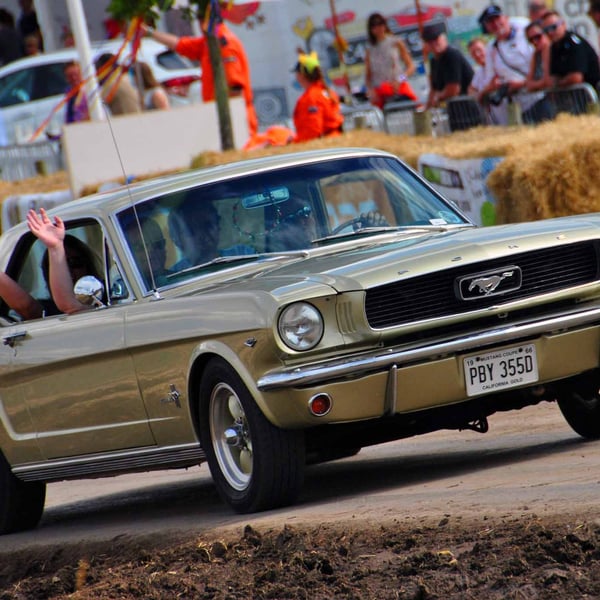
[
  {"xmin": 556, "ymin": 370, "xmax": 600, "ymax": 439},
  {"xmin": 0, "ymin": 451, "xmax": 46, "ymax": 535},
  {"xmin": 198, "ymin": 358, "xmax": 305, "ymax": 513}
]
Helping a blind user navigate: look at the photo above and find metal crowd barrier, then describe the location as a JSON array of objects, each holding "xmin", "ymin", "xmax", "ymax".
[
  {"xmin": 0, "ymin": 140, "xmax": 64, "ymax": 182},
  {"xmin": 445, "ymin": 96, "xmax": 488, "ymax": 132},
  {"xmin": 545, "ymin": 83, "xmax": 599, "ymax": 116},
  {"xmin": 382, "ymin": 100, "xmax": 420, "ymax": 135},
  {"xmin": 341, "ymin": 102, "xmax": 385, "ymax": 132}
]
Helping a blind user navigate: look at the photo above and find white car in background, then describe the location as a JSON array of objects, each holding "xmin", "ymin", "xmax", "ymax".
[{"xmin": 0, "ymin": 38, "xmax": 201, "ymax": 145}]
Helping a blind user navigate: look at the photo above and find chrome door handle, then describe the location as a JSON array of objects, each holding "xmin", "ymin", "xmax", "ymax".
[{"xmin": 3, "ymin": 331, "xmax": 27, "ymax": 348}]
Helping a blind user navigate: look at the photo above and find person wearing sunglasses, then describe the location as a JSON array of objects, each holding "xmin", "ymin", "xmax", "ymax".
[
  {"xmin": 364, "ymin": 12, "xmax": 417, "ymax": 109},
  {"xmin": 266, "ymin": 196, "xmax": 318, "ymax": 252},
  {"xmin": 541, "ymin": 11, "xmax": 600, "ymax": 90},
  {"xmin": 522, "ymin": 21, "xmax": 555, "ymax": 123}
]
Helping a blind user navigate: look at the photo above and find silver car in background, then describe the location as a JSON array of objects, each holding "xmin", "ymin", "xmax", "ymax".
[{"xmin": 0, "ymin": 38, "xmax": 201, "ymax": 145}]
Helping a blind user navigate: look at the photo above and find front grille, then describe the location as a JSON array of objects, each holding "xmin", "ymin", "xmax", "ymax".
[{"xmin": 365, "ymin": 241, "xmax": 600, "ymax": 329}]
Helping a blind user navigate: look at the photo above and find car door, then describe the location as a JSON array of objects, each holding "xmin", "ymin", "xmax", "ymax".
[
  {"xmin": 0, "ymin": 319, "xmax": 41, "ymax": 463},
  {"xmin": 4, "ymin": 221, "xmax": 155, "ymax": 460}
]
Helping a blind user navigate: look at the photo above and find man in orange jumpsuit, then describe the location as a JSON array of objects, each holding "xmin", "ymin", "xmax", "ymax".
[{"xmin": 144, "ymin": 17, "xmax": 258, "ymax": 136}]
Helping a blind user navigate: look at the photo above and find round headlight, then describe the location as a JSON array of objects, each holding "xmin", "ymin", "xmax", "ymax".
[{"xmin": 278, "ymin": 302, "xmax": 323, "ymax": 351}]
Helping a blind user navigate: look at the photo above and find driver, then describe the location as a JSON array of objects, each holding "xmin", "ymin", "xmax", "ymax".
[{"xmin": 266, "ymin": 196, "xmax": 317, "ymax": 252}]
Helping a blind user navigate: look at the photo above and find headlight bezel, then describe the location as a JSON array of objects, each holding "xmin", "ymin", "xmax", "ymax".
[{"xmin": 277, "ymin": 301, "xmax": 324, "ymax": 351}]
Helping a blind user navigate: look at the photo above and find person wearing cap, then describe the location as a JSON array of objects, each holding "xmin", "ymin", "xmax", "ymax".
[
  {"xmin": 292, "ymin": 52, "xmax": 344, "ymax": 143},
  {"xmin": 542, "ymin": 10, "xmax": 600, "ymax": 91},
  {"xmin": 478, "ymin": 5, "xmax": 541, "ymax": 125},
  {"xmin": 142, "ymin": 13, "xmax": 258, "ymax": 137},
  {"xmin": 422, "ymin": 23, "xmax": 474, "ymax": 109}
]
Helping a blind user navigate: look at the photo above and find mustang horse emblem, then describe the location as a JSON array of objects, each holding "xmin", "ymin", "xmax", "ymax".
[{"xmin": 468, "ymin": 271, "xmax": 515, "ymax": 295}]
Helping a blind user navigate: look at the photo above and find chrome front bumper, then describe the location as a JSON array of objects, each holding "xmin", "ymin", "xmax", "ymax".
[{"xmin": 258, "ymin": 305, "xmax": 600, "ymax": 391}]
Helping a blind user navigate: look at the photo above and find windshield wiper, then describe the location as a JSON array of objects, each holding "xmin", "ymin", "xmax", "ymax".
[{"xmin": 312, "ymin": 224, "xmax": 460, "ymax": 244}]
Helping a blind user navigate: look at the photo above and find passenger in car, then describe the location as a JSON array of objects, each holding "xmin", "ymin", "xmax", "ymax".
[
  {"xmin": 168, "ymin": 198, "xmax": 255, "ymax": 271},
  {"xmin": 123, "ymin": 214, "xmax": 171, "ymax": 288},
  {"xmin": 26, "ymin": 208, "xmax": 103, "ymax": 315},
  {"xmin": 0, "ymin": 271, "xmax": 43, "ymax": 320}
]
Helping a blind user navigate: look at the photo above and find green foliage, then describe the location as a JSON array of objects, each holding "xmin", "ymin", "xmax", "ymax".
[
  {"xmin": 107, "ymin": 0, "xmax": 228, "ymax": 24},
  {"xmin": 106, "ymin": 0, "xmax": 175, "ymax": 22}
]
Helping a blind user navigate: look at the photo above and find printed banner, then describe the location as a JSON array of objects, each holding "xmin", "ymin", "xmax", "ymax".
[{"xmin": 418, "ymin": 153, "xmax": 503, "ymax": 226}]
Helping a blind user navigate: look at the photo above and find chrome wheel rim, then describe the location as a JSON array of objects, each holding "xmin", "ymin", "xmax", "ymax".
[{"xmin": 209, "ymin": 382, "xmax": 252, "ymax": 491}]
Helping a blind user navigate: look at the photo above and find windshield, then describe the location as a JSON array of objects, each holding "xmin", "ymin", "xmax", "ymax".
[{"xmin": 116, "ymin": 155, "xmax": 469, "ymax": 291}]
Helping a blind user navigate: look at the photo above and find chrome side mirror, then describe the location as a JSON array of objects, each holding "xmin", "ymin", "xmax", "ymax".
[{"xmin": 74, "ymin": 275, "xmax": 104, "ymax": 307}]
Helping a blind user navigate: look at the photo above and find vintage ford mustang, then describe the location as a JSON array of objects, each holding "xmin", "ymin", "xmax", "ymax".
[{"xmin": 1, "ymin": 147, "xmax": 600, "ymax": 534}]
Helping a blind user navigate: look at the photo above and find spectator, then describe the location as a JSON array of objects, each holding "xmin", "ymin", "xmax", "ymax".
[
  {"xmin": 95, "ymin": 53, "xmax": 142, "ymax": 116},
  {"xmin": 64, "ymin": 61, "xmax": 90, "ymax": 124},
  {"xmin": 143, "ymin": 15, "xmax": 258, "ymax": 136},
  {"xmin": 522, "ymin": 21, "xmax": 555, "ymax": 123},
  {"xmin": 542, "ymin": 11, "xmax": 600, "ymax": 89},
  {"xmin": 292, "ymin": 52, "xmax": 344, "ymax": 143},
  {"xmin": 478, "ymin": 5, "xmax": 540, "ymax": 125},
  {"xmin": 364, "ymin": 12, "xmax": 417, "ymax": 109},
  {"xmin": 528, "ymin": 1, "xmax": 549, "ymax": 23},
  {"xmin": 16, "ymin": 0, "xmax": 42, "ymax": 51},
  {"xmin": 422, "ymin": 22, "xmax": 474, "ymax": 109},
  {"xmin": 467, "ymin": 37, "xmax": 487, "ymax": 97},
  {"xmin": 23, "ymin": 33, "xmax": 40, "ymax": 56},
  {"xmin": 134, "ymin": 61, "xmax": 170, "ymax": 110},
  {"xmin": 61, "ymin": 26, "xmax": 75, "ymax": 48},
  {"xmin": 0, "ymin": 8, "xmax": 23, "ymax": 66}
]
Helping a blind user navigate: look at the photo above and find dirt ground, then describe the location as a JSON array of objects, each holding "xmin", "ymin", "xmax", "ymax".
[{"xmin": 1, "ymin": 513, "xmax": 599, "ymax": 599}]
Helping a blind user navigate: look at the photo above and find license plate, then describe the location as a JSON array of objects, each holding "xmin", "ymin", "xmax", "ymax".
[{"xmin": 463, "ymin": 344, "xmax": 539, "ymax": 397}]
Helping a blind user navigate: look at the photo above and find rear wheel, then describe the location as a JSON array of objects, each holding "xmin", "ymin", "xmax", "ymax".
[
  {"xmin": 198, "ymin": 358, "xmax": 305, "ymax": 513},
  {"xmin": 0, "ymin": 451, "xmax": 45, "ymax": 534},
  {"xmin": 556, "ymin": 370, "xmax": 600, "ymax": 439}
]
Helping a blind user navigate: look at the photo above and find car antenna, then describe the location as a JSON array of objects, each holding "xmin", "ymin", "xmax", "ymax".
[{"xmin": 102, "ymin": 103, "xmax": 161, "ymax": 299}]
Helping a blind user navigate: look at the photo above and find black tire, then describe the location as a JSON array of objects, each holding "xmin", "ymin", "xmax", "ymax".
[
  {"xmin": 557, "ymin": 371, "xmax": 600, "ymax": 439},
  {"xmin": 198, "ymin": 358, "xmax": 305, "ymax": 513},
  {"xmin": 0, "ymin": 451, "xmax": 45, "ymax": 534}
]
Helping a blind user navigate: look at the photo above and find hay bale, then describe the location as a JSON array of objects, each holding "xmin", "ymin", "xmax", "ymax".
[{"xmin": 488, "ymin": 114, "xmax": 600, "ymax": 223}]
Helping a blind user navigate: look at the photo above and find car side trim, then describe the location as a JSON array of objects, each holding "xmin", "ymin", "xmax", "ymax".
[
  {"xmin": 12, "ymin": 443, "xmax": 205, "ymax": 482},
  {"xmin": 258, "ymin": 304, "xmax": 600, "ymax": 390}
]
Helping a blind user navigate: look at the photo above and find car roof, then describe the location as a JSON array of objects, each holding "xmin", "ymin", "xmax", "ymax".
[{"xmin": 0, "ymin": 38, "xmax": 194, "ymax": 76}]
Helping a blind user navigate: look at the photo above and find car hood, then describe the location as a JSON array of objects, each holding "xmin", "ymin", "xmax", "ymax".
[{"xmin": 178, "ymin": 216, "xmax": 600, "ymax": 299}]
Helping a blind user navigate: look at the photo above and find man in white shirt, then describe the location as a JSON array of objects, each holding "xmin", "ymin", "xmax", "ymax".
[{"xmin": 478, "ymin": 5, "xmax": 543, "ymax": 124}]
